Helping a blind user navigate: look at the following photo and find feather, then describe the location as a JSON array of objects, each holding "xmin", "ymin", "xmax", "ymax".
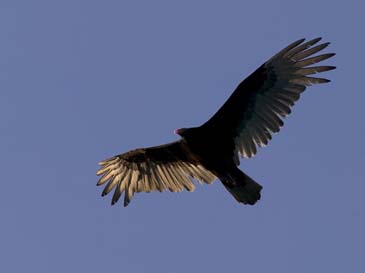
[
  {"xmin": 97, "ymin": 168, "xmax": 118, "ymax": 186},
  {"xmin": 284, "ymin": 37, "xmax": 322, "ymax": 58},
  {"xmin": 98, "ymin": 156, "xmax": 118, "ymax": 166},
  {"xmin": 246, "ymin": 123, "xmax": 265, "ymax": 147},
  {"xmin": 175, "ymin": 163, "xmax": 195, "ymax": 190},
  {"xmin": 291, "ymin": 77, "xmax": 330, "ymax": 86},
  {"xmin": 149, "ymin": 163, "xmax": 164, "ymax": 192},
  {"xmin": 284, "ymin": 84, "xmax": 306, "ymax": 93},
  {"xmin": 156, "ymin": 164, "xmax": 170, "ymax": 190},
  {"xmin": 295, "ymin": 53, "xmax": 336, "ymax": 67},
  {"xmin": 124, "ymin": 171, "xmax": 139, "ymax": 206},
  {"xmin": 268, "ymin": 38, "xmax": 305, "ymax": 62},
  {"xmin": 111, "ymin": 169, "xmax": 131, "ymax": 205},
  {"xmin": 165, "ymin": 165, "xmax": 183, "ymax": 191},
  {"xmin": 102, "ymin": 173, "xmax": 122, "ymax": 196},
  {"xmin": 296, "ymin": 66, "xmax": 336, "ymax": 75},
  {"xmin": 292, "ymin": 42, "xmax": 330, "ymax": 61},
  {"xmin": 239, "ymin": 133, "xmax": 251, "ymax": 158}
]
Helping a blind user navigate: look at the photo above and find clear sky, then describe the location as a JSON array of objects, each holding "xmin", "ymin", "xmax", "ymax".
[{"xmin": 1, "ymin": 1, "xmax": 364, "ymax": 272}]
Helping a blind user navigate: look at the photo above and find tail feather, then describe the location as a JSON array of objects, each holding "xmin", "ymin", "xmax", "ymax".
[{"xmin": 221, "ymin": 170, "xmax": 262, "ymax": 205}]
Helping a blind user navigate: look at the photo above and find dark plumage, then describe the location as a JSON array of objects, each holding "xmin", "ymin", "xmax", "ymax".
[{"xmin": 96, "ymin": 38, "xmax": 335, "ymax": 207}]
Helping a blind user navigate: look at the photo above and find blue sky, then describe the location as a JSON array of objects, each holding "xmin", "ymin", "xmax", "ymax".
[{"xmin": 1, "ymin": 1, "xmax": 364, "ymax": 272}]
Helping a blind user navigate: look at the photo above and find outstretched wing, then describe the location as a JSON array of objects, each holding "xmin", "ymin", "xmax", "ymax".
[
  {"xmin": 202, "ymin": 37, "xmax": 335, "ymax": 159},
  {"xmin": 96, "ymin": 140, "xmax": 216, "ymax": 206}
]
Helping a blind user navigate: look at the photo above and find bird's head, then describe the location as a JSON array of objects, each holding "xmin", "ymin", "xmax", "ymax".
[{"xmin": 174, "ymin": 128, "xmax": 189, "ymax": 137}]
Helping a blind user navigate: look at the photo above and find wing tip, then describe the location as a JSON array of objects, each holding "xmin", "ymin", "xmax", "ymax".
[
  {"xmin": 96, "ymin": 169, "xmax": 105, "ymax": 176},
  {"xmin": 322, "ymin": 42, "xmax": 331, "ymax": 48},
  {"xmin": 314, "ymin": 78, "xmax": 331, "ymax": 84},
  {"xmin": 123, "ymin": 198, "xmax": 130, "ymax": 207},
  {"xmin": 112, "ymin": 196, "xmax": 122, "ymax": 206},
  {"xmin": 98, "ymin": 156, "xmax": 118, "ymax": 166}
]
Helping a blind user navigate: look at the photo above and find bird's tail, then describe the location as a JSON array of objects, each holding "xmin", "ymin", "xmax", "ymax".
[{"xmin": 220, "ymin": 169, "xmax": 262, "ymax": 205}]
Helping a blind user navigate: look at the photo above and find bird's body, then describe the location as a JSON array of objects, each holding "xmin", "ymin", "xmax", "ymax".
[{"xmin": 97, "ymin": 38, "xmax": 335, "ymax": 207}]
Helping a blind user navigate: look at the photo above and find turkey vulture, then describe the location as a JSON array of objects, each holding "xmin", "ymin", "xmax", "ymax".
[{"xmin": 96, "ymin": 37, "xmax": 335, "ymax": 207}]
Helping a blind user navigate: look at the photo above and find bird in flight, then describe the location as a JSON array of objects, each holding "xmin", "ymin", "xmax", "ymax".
[{"xmin": 96, "ymin": 37, "xmax": 335, "ymax": 207}]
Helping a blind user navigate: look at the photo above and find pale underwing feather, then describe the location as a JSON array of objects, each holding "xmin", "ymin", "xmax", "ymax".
[{"xmin": 97, "ymin": 141, "xmax": 216, "ymax": 206}]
